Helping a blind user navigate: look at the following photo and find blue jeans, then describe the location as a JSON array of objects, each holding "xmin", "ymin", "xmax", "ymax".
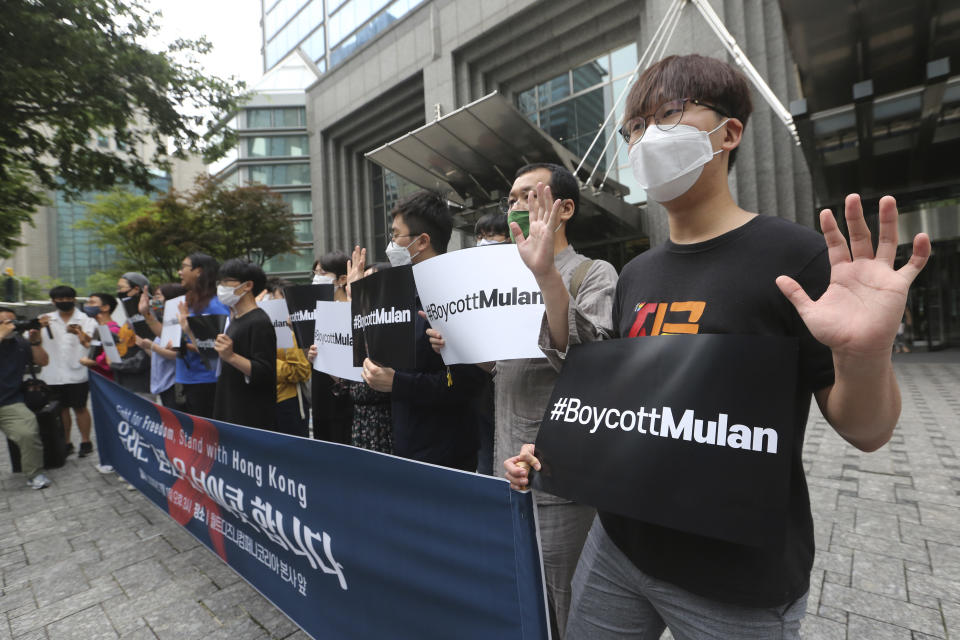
[{"xmin": 566, "ymin": 518, "xmax": 808, "ymax": 640}]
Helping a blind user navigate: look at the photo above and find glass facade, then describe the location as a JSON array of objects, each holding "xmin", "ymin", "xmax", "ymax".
[
  {"xmin": 248, "ymin": 163, "xmax": 311, "ymax": 186},
  {"xmin": 247, "ymin": 135, "xmax": 309, "ymax": 157},
  {"xmin": 263, "ymin": 250, "xmax": 315, "ymax": 274},
  {"xmin": 282, "ymin": 191, "xmax": 312, "ymax": 214},
  {"xmin": 247, "ymin": 107, "xmax": 307, "ymax": 129},
  {"xmin": 263, "ymin": 0, "xmax": 423, "ymax": 73},
  {"xmin": 517, "ymin": 43, "xmax": 644, "ymax": 204},
  {"xmin": 370, "ymin": 163, "xmax": 419, "ymax": 260}
]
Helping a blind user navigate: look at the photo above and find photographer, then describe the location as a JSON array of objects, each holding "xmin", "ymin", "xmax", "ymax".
[{"xmin": 0, "ymin": 308, "xmax": 51, "ymax": 489}]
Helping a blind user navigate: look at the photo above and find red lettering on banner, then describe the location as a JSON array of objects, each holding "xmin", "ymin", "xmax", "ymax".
[{"xmin": 157, "ymin": 405, "xmax": 227, "ymax": 561}]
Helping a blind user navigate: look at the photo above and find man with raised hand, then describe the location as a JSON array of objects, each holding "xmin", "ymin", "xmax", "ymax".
[{"xmin": 505, "ymin": 54, "xmax": 929, "ymax": 638}]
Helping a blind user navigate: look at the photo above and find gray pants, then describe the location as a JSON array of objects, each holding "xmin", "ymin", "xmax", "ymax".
[
  {"xmin": 566, "ymin": 518, "xmax": 807, "ymax": 640},
  {"xmin": 536, "ymin": 500, "xmax": 596, "ymax": 639},
  {"xmin": 0, "ymin": 402, "xmax": 44, "ymax": 478}
]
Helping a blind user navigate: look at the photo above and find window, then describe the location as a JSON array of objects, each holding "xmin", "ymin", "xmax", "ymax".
[
  {"xmin": 370, "ymin": 163, "xmax": 419, "ymax": 260},
  {"xmin": 282, "ymin": 191, "xmax": 312, "ymax": 214},
  {"xmin": 246, "ymin": 107, "xmax": 306, "ymax": 129},
  {"xmin": 264, "ymin": 251, "xmax": 315, "ymax": 274},
  {"xmin": 247, "ymin": 135, "xmax": 309, "ymax": 157},
  {"xmin": 293, "ymin": 217, "xmax": 313, "ymax": 242},
  {"xmin": 329, "ymin": 0, "xmax": 420, "ymax": 64},
  {"xmin": 248, "ymin": 163, "xmax": 311, "ymax": 186},
  {"xmin": 516, "ymin": 42, "xmax": 643, "ymax": 203}
]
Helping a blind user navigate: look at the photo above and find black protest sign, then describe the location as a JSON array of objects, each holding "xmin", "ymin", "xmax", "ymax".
[
  {"xmin": 122, "ymin": 297, "xmax": 153, "ymax": 339},
  {"xmin": 531, "ymin": 334, "xmax": 798, "ymax": 548},
  {"xmin": 350, "ymin": 266, "xmax": 416, "ymax": 368},
  {"xmin": 187, "ymin": 315, "xmax": 228, "ymax": 371},
  {"xmin": 283, "ymin": 284, "xmax": 335, "ymax": 349}
]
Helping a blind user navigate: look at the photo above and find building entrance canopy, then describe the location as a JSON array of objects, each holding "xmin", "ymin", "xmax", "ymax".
[{"xmin": 364, "ymin": 92, "xmax": 642, "ymax": 240}]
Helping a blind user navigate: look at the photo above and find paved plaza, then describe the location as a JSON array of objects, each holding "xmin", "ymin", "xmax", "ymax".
[{"xmin": 1, "ymin": 352, "xmax": 958, "ymax": 639}]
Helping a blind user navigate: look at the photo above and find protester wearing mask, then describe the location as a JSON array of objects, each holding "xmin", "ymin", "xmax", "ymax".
[
  {"xmin": 505, "ymin": 54, "xmax": 931, "ymax": 639},
  {"xmin": 135, "ymin": 283, "xmax": 186, "ymax": 409},
  {"xmin": 110, "ymin": 273, "xmax": 152, "ymax": 399},
  {"xmin": 211, "ymin": 259, "xmax": 276, "ymax": 430},
  {"xmin": 311, "ymin": 251, "xmax": 352, "ymax": 444},
  {"xmin": 37, "ymin": 286, "xmax": 98, "ymax": 457},
  {"xmin": 173, "ymin": 253, "xmax": 229, "ymax": 419},
  {"xmin": 78, "ymin": 293, "xmax": 120, "ymax": 384},
  {"xmin": 114, "ymin": 271, "xmax": 149, "ymax": 354},
  {"xmin": 474, "ymin": 212, "xmax": 509, "ymax": 246},
  {"xmin": 363, "ymin": 191, "xmax": 490, "ymax": 471},
  {"xmin": 261, "ymin": 278, "xmax": 311, "ymax": 438},
  {"xmin": 428, "ymin": 164, "xmax": 617, "ymax": 638},
  {"xmin": 0, "ymin": 307, "xmax": 51, "ymax": 489}
]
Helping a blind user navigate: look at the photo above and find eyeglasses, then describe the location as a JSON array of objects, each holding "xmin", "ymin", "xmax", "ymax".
[
  {"xmin": 619, "ymin": 98, "xmax": 731, "ymax": 145},
  {"xmin": 384, "ymin": 231, "xmax": 419, "ymax": 243},
  {"xmin": 498, "ymin": 190, "xmax": 540, "ymax": 214}
]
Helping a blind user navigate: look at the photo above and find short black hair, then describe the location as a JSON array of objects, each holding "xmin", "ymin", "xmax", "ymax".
[
  {"xmin": 475, "ymin": 212, "xmax": 508, "ymax": 238},
  {"xmin": 319, "ymin": 251, "xmax": 349, "ymax": 277},
  {"xmin": 514, "ymin": 163, "xmax": 580, "ymax": 218},
  {"xmin": 89, "ymin": 293, "xmax": 118, "ymax": 314},
  {"xmin": 391, "ymin": 190, "xmax": 453, "ymax": 254},
  {"xmin": 264, "ymin": 277, "xmax": 293, "ymax": 295},
  {"xmin": 0, "ymin": 307, "xmax": 17, "ymax": 317},
  {"xmin": 49, "ymin": 285, "xmax": 77, "ymax": 299},
  {"xmin": 219, "ymin": 259, "xmax": 267, "ymax": 296}
]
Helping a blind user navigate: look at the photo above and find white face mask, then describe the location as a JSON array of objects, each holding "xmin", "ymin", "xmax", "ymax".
[
  {"xmin": 312, "ymin": 273, "xmax": 335, "ymax": 285},
  {"xmin": 385, "ymin": 236, "xmax": 422, "ymax": 267},
  {"xmin": 216, "ymin": 284, "xmax": 244, "ymax": 308},
  {"xmin": 629, "ymin": 119, "xmax": 728, "ymax": 203},
  {"xmin": 476, "ymin": 238, "xmax": 505, "ymax": 247}
]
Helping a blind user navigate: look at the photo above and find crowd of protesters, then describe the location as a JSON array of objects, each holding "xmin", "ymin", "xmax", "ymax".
[{"xmin": 0, "ymin": 53, "xmax": 931, "ymax": 640}]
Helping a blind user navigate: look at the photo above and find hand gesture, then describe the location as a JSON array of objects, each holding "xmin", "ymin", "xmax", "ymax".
[
  {"xmin": 361, "ymin": 357, "xmax": 395, "ymax": 392},
  {"xmin": 776, "ymin": 194, "xmax": 930, "ymax": 358},
  {"xmin": 345, "ymin": 245, "xmax": 366, "ymax": 301},
  {"xmin": 214, "ymin": 333, "xmax": 234, "ymax": 360},
  {"xmin": 37, "ymin": 315, "xmax": 50, "ymax": 328},
  {"xmin": 504, "ymin": 443, "xmax": 540, "ymax": 491},
  {"xmin": 138, "ymin": 290, "xmax": 151, "ymax": 316},
  {"xmin": 510, "ymin": 182, "xmax": 561, "ymax": 279}
]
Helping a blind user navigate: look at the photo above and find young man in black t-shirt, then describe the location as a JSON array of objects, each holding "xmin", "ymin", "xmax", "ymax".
[
  {"xmin": 505, "ymin": 54, "xmax": 931, "ymax": 638},
  {"xmin": 212, "ymin": 259, "xmax": 277, "ymax": 430}
]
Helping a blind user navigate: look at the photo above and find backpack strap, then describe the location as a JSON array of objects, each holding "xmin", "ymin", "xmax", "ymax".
[{"xmin": 568, "ymin": 259, "xmax": 594, "ymax": 300}]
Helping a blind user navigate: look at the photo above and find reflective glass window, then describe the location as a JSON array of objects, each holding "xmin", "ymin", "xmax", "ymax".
[
  {"xmin": 265, "ymin": 0, "xmax": 310, "ymax": 40},
  {"xmin": 292, "ymin": 217, "xmax": 313, "ymax": 242},
  {"xmin": 248, "ymin": 163, "xmax": 310, "ymax": 185},
  {"xmin": 301, "ymin": 25, "xmax": 325, "ymax": 62},
  {"xmin": 264, "ymin": 251, "xmax": 314, "ymax": 274},
  {"xmin": 282, "ymin": 192, "xmax": 312, "ymax": 214},
  {"xmin": 247, "ymin": 135, "xmax": 309, "ymax": 157},
  {"xmin": 246, "ymin": 107, "xmax": 306, "ymax": 128}
]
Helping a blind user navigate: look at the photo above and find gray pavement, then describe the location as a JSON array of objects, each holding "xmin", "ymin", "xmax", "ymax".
[{"xmin": 1, "ymin": 353, "xmax": 959, "ymax": 639}]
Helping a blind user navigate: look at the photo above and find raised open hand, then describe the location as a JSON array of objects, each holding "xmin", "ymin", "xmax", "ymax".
[
  {"xmin": 776, "ymin": 194, "xmax": 930, "ymax": 358},
  {"xmin": 345, "ymin": 245, "xmax": 366, "ymax": 301},
  {"xmin": 510, "ymin": 182, "xmax": 562, "ymax": 279}
]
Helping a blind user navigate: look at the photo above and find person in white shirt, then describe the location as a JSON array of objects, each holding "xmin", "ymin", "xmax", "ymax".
[{"xmin": 37, "ymin": 285, "xmax": 98, "ymax": 457}]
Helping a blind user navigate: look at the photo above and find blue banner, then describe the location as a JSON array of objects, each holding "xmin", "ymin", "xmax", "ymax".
[{"xmin": 90, "ymin": 374, "xmax": 548, "ymax": 639}]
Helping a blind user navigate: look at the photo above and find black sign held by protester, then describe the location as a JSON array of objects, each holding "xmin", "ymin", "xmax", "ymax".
[
  {"xmin": 531, "ymin": 334, "xmax": 798, "ymax": 548},
  {"xmin": 187, "ymin": 315, "xmax": 228, "ymax": 371},
  {"xmin": 122, "ymin": 297, "xmax": 153, "ymax": 339},
  {"xmin": 350, "ymin": 266, "xmax": 417, "ymax": 368},
  {"xmin": 283, "ymin": 284, "xmax": 335, "ymax": 350}
]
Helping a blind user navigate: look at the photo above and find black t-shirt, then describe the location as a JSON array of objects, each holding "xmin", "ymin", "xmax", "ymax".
[
  {"xmin": 601, "ymin": 214, "xmax": 835, "ymax": 608},
  {"xmin": 213, "ymin": 308, "xmax": 277, "ymax": 429},
  {"xmin": 0, "ymin": 334, "xmax": 32, "ymax": 407}
]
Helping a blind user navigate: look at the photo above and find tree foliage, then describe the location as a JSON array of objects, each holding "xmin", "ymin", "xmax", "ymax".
[
  {"xmin": 77, "ymin": 179, "xmax": 297, "ymax": 283},
  {"xmin": 0, "ymin": 0, "xmax": 247, "ymax": 255}
]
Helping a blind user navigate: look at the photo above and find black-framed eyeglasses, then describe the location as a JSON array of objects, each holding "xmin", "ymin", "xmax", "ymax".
[
  {"xmin": 618, "ymin": 98, "xmax": 731, "ymax": 145},
  {"xmin": 384, "ymin": 231, "xmax": 419, "ymax": 244},
  {"xmin": 498, "ymin": 190, "xmax": 540, "ymax": 214}
]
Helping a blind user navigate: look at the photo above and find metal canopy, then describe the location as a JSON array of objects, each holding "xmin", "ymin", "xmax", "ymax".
[
  {"xmin": 364, "ymin": 92, "xmax": 640, "ymax": 233},
  {"xmin": 780, "ymin": 0, "xmax": 960, "ymax": 209}
]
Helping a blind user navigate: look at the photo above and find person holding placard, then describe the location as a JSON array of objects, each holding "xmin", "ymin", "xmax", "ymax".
[
  {"xmin": 261, "ymin": 278, "xmax": 311, "ymax": 437},
  {"xmin": 310, "ymin": 251, "xmax": 353, "ymax": 444},
  {"xmin": 135, "ymin": 284, "xmax": 186, "ymax": 409},
  {"xmin": 362, "ymin": 191, "xmax": 490, "ymax": 471},
  {"xmin": 175, "ymin": 253, "xmax": 229, "ymax": 419},
  {"xmin": 78, "ymin": 293, "xmax": 120, "ymax": 385},
  {"xmin": 211, "ymin": 259, "xmax": 277, "ymax": 430},
  {"xmin": 504, "ymin": 54, "xmax": 931, "ymax": 639}
]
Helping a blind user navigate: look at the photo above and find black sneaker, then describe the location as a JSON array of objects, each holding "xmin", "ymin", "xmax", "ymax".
[
  {"xmin": 65, "ymin": 443, "xmax": 75, "ymax": 456},
  {"xmin": 78, "ymin": 442, "xmax": 93, "ymax": 457}
]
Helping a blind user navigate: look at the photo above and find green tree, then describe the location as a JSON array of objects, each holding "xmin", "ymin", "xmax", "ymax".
[{"xmin": 0, "ymin": 0, "xmax": 246, "ymax": 256}]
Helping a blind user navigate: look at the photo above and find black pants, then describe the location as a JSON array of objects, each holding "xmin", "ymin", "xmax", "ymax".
[
  {"xmin": 182, "ymin": 382, "xmax": 217, "ymax": 419},
  {"xmin": 311, "ymin": 374, "xmax": 352, "ymax": 444},
  {"xmin": 275, "ymin": 396, "xmax": 309, "ymax": 438}
]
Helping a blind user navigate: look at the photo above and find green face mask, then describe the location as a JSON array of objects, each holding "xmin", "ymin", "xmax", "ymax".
[{"xmin": 507, "ymin": 210, "xmax": 529, "ymax": 243}]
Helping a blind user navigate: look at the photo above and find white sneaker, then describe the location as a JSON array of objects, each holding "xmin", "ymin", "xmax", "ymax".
[{"xmin": 27, "ymin": 473, "xmax": 51, "ymax": 490}]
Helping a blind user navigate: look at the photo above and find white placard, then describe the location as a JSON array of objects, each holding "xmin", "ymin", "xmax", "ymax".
[
  {"xmin": 98, "ymin": 325, "xmax": 123, "ymax": 364},
  {"xmin": 258, "ymin": 298, "xmax": 295, "ymax": 349},
  {"xmin": 160, "ymin": 295, "xmax": 184, "ymax": 349},
  {"xmin": 312, "ymin": 301, "xmax": 363, "ymax": 382},
  {"xmin": 413, "ymin": 244, "xmax": 545, "ymax": 364}
]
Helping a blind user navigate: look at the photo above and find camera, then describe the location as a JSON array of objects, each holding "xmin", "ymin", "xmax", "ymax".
[{"xmin": 12, "ymin": 318, "xmax": 42, "ymax": 332}]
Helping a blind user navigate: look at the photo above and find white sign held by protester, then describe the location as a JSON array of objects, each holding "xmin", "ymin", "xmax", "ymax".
[
  {"xmin": 413, "ymin": 244, "xmax": 545, "ymax": 364},
  {"xmin": 98, "ymin": 325, "xmax": 123, "ymax": 364},
  {"xmin": 313, "ymin": 301, "xmax": 363, "ymax": 382},
  {"xmin": 160, "ymin": 295, "xmax": 184, "ymax": 349},
  {"xmin": 258, "ymin": 298, "xmax": 295, "ymax": 349}
]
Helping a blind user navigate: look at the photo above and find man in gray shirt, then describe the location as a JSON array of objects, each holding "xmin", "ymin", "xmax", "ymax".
[{"xmin": 430, "ymin": 163, "xmax": 618, "ymax": 638}]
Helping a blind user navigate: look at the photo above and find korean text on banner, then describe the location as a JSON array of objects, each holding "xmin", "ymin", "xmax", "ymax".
[
  {"xmin": 532, "ymin": 334, "xmax": 798, "ymax": 548},
  {"xmin": 312, "ymin": 301, "xmax": 362, "ymax": 381},
  {"xmin": 258, "ymin": 298, "xmax": 295, "ymax": 349},
  {"xmin": 89, "ymin": 375, "xmax": 548, "ymax": 640},
  {"xmin": 414, "ymin": 244, "xmax": 545, "ymax": 364},
  {"xmin": 349, "ymin": 266, "xmax": 417, "ymax": 368},
  {"xmin": 160, "ymin": 295, "xmax": 184, "ymax": 349}
]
